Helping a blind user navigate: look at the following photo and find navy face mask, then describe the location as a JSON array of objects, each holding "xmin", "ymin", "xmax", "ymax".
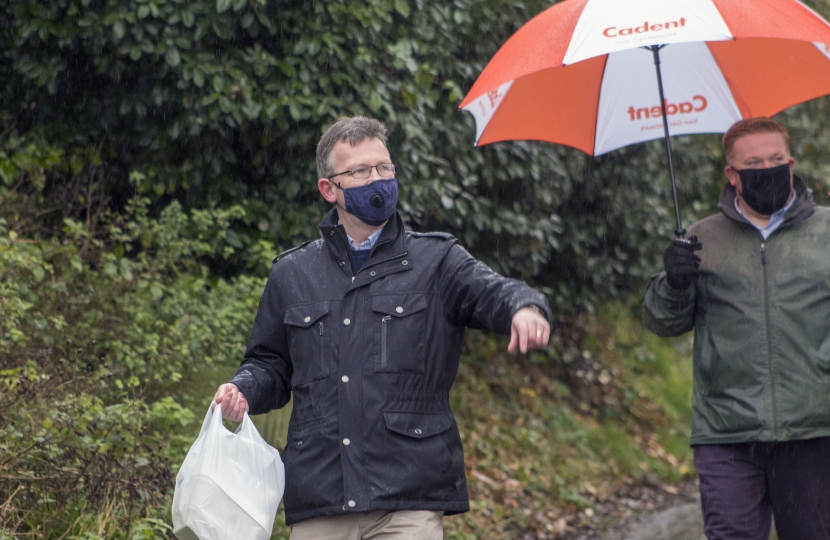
[
  {"xmin": 736, "ymin": 163, "xmax": 792, "ymax": 216},
  {"xmin": 332, "ymin": 178, "xmax": 398, "ymax": 226}
]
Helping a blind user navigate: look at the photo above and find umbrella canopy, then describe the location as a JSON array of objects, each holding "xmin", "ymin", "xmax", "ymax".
[{"xmin": 460, "ymin": 0, "xmax": 830, "ymax": 156}]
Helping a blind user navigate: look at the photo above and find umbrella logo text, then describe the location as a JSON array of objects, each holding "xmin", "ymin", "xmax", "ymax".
[
  {"xmin": 603, "ymin": 19, "xmax": 687, "ymax": 38},
  {"xmin": 627, "ymin": 96, "xmax": 707, "ymax": 121}
]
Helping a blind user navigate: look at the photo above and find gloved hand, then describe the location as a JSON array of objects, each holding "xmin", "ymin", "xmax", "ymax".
[{"xmin": 663, "ymin": 235, "xmax": 702, "ymax": 290}]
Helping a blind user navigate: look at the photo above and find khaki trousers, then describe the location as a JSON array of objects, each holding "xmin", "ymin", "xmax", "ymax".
[{"xmin": 289, "ymin": 510, "xmax": 443, "ymax": 540}]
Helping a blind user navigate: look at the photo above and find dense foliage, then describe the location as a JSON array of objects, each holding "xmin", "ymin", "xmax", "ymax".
[{"xmin": 3, "ymin": 0, "xmax": 790, "ymax": 315}]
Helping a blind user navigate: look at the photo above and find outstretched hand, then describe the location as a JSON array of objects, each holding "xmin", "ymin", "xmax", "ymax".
[
  {"xmin": 212, "ymin": 383, "xmax": 249, "ymax": 422},
  {"xmin": 508, "ymin": 306, "xmax": 551, "ymax": 354}
]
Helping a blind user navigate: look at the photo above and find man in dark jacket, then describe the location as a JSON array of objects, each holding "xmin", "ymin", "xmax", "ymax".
[
  {"xmin": 643, "ymin": 118, "xmax": 830, "ymax": 540},
  {"xmin": 213, "ymin": 116, "xmax": 551, "ymax": 539}
]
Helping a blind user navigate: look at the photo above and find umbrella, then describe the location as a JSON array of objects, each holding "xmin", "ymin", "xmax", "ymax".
[{"xmin": 460, "ymin": 0, "xmax": 830, "ymax": 237}]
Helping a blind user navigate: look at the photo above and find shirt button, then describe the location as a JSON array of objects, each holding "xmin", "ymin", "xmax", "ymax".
[
  {"xmin": 414, "ymin": 429, "xmax": 422, "ymax": 435},
  {"xmin": 348, "ymin": 500, "xmax": 356, "ymax": 508},
  {"xmin": 395, "ymin": 306, "xmax": 403, "ymax": 313},
  {"xmin": 343, "ymin": 438, "xmax": 350, "ymax": 445},
  {"xmin": 343, "ymin": 318, "xmax": 351, "ymax": 325},
  {"xmin": 401, "ymin": 260, "xmax": 408, "ymax": 266},
  {"xmin": 341, "ymin": 375, "xmax": 349, "ymax": 383},
  {"xmin": 304, "ymin": 316, "xmax": 311, "ymax": 323},
  {"xmin": 370, "ymin": 271, "xmax": 376, "ymax": 276}
]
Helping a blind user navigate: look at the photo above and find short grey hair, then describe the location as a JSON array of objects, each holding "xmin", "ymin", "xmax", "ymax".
[{"xmin": 316, "ymin": 117, "xmax": 388, "ymax": 179}]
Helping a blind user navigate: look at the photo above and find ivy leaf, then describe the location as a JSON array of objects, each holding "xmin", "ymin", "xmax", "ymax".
[{"xmin": 216, "ymin": 0, "xmax": 232, "ymax": 13}]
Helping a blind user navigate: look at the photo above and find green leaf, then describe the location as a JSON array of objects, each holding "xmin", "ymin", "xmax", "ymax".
[
  {"xmin": 113, "ymin": 20, "xmax": 125, "ymax": 40},
  {"xmin": 164, "ymin": 46, "xmax": 181, "ymax": 67},
  {"xmin": 216, "ymin": 0, "xmax": 232, "ymax": 13},
  {"xmin": 368, "ymin": 92, "xmax": 383, "ymax": 112},
  {"xmin": 394, "ymin": 0, "xmax": 411, "ymax": 17}
]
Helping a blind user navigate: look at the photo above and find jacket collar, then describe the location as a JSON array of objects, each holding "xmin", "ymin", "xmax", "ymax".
[
  {"xmin": 318, "ymin": 207, "xmax": 408, "ymax": 266},
  {"xmin": 718, "ymin": 175, "xmax": 815, "ymax": 228}
]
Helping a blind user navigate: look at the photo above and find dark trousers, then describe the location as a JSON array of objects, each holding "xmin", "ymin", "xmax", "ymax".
[{"xmin": 694, "ymin": 437, "xmax": 830, "ymax": 540}]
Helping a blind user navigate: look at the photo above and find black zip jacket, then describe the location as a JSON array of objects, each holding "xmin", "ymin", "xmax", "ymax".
[{"xmin": 230, "ymin": 208, "xmax": 551, "ymax": 525}]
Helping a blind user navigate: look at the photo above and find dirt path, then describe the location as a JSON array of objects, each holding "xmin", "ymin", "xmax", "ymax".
[
  {"xmin": 568, "ymin": 483, "xmax": 778, "ymax": 540},
  {"xmin": 589, "ymin": 494, "xmax": 778, "ymax": 540}
]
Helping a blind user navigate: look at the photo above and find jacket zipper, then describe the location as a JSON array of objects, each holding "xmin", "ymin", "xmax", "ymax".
[
  {"xmin": 760, "ymin": 241, "xmax": 778, "ymax": 438},
  {"xmin": 319, "ymin": 321, "xmax": 325, "ymax": 374},
  {"xmin": 381, "ymin": 316, "xmax": 391, "ymax": 368}
]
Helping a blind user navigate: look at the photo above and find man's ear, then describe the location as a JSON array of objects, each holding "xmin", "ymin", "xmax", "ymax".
[
  {"xmin": 318, "ymin": 178, "xmax": 337, "ymax": 204},
  {"xmin": 724, "ymin": 165, "xmax": 741, "ymax": 191}
]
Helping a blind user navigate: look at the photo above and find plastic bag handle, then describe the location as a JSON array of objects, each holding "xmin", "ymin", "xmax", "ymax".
[{"xmin": 198, "ymin": 403, "xmax": 226, "ymax": 438}]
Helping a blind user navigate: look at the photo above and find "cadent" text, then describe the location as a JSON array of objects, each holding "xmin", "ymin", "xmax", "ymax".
[
  {"xmin": 604, "ymin": 19, "xmax": 687, "ymax": 38},
  {"xmin": 627, "ymin": 96, "xmax": 707, "ymax": 120}
]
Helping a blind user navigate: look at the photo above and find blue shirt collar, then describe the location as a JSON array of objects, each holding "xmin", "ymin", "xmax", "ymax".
[
  {"xmin": 346, "ymin": 226, "xmax": 384, "ymax": 251},
  {"xmin": 734, "ymin": 191, "xmax": 796, "ymax": 240}
]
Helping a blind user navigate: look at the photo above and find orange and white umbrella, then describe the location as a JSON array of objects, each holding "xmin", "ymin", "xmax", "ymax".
[{"xmin": 460, "ymin": 0, "xmax": 830, "ymax": 234}]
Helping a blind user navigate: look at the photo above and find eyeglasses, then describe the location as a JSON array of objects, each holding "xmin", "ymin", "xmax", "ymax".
[{"xmin": 329, "ymin": 163, "xmax": 396, "ymax": 180}]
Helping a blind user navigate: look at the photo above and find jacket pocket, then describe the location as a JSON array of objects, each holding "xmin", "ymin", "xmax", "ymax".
[
  {"xmin": 284, "ymin": 300, "xmax": 331, "ymax": 386},
  {"xmin": 383, "ymin": 411, "xmax": 452, "ymax": 439},
  {"xmin": 371, "ymin": 294, "xmax": 428, "ymax": 373},
  {"xmin": 364, "ymin": 412, "xmax": 455, "ymax": 502},
  {"xmin": 283, "ymin": 420, "xmax": 340, "ymax": 515}
]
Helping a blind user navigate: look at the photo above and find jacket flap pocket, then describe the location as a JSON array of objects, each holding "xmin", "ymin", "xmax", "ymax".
[
  {"xmin": 383, "ymin": 411, "xmax": 451, "ymax": 439},
  {"xmin": 284, "ymin": 300, "xmax": 331, "ymax": 327},
  {"xmin": 371, "ymin": 294, "xmax": 427, "ymax": 318}
]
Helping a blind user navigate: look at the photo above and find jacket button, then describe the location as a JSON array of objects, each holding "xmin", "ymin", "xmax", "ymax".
[
  {"xmin": 297, "ymin": 441, "xmax": 303, "ymax": 446},
  {"xmin": 339, "ymin": 261, "xmax": 345, "ymax": 267},
  {"xmin": 304, "ymin": 316, "xmax": 311, "ymax": 323},
  {"xmin": 343, "ymin": 318, "xmax": 351, "ymax": 325},
  {"xmin": 343, "ymin": 438, "xmax": 350, "ymax": 445},
  {"xmin": 348, "ymin": 500, "xmax": 356, "ymax": 508},
  {"xmin": 401, "ymin": 260, "xmax": 408, "ymax": 266},
  {"xmin": 370, "ymin": 271, "xmax": 376, "ymax": 276},
  {"xmin": 414, "ymin": 429, "xmax": 422, "ymax": 435},
  {"xmin": 396, "ymin": 306, "xmax": 403, "ymax": 313},
  {"xmin": 341, "ymin": 375, "xmax": 349, "ymax": 383}
]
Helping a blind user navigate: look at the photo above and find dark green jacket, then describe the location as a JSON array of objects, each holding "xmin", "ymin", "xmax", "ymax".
[{"xmin": 643, "ymin": 178, "xmax": 830, "ymax": 445}]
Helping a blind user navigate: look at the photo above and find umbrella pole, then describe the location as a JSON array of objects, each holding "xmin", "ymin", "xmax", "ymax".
[{"xmin": 649, "ymin": 45, "xmax": 686, "ymax": 239}]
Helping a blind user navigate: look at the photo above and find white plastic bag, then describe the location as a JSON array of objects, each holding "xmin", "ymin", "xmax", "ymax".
[{"xmin": 172, "ymin": 404, "xmax": 285, "ymax": 540}]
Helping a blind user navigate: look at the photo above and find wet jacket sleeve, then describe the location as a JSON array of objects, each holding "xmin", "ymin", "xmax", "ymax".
[
  {"xmin": 437, "ymin": 243, "xmax": 551, "ymax": 334},
  {"xmin": 642, "ymin": 271, "xmax": 696, "ymax": 337},
  {"xmin": 228, "ymin": 264, "xmax": 292, "ymax": 415}
]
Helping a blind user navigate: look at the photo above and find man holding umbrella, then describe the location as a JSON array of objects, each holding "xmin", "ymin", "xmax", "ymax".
[{"xmin": 643, "ymin": 117, "xmax": 830, "ymax": 540}]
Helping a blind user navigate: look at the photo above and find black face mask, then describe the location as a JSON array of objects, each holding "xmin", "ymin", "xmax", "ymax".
[{"xmin": 735, "ymin": 163, "xmax": 792, "ymax": 216}]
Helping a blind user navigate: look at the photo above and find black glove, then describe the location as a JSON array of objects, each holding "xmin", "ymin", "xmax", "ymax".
[{"xmin": 663, "ymin": 235, "xmax": 702, "ymax": 290}]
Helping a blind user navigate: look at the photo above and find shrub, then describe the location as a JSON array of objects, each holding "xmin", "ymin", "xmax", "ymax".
[{"xmin": 0, "ymin": 135, "xmax": 264, "ymax": 538}]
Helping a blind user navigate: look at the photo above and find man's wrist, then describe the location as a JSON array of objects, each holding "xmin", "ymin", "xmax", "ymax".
[{"xmin": 521, "ymin": 304, "xmax": 548, "ymax": 320}]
